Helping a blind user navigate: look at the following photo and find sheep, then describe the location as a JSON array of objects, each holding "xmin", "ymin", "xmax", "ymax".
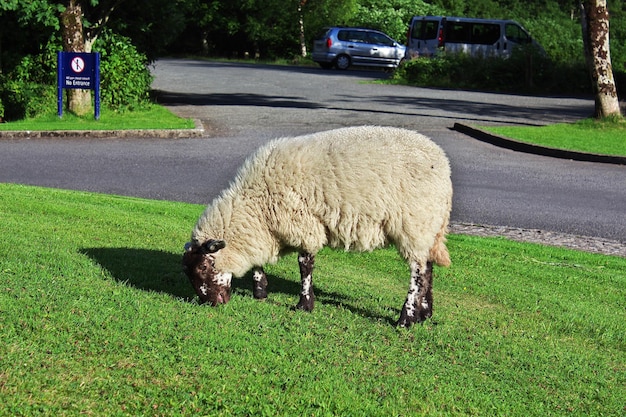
[{"xmin": 182, "ymin": 126, "xmax": 452, "ymax": 327}]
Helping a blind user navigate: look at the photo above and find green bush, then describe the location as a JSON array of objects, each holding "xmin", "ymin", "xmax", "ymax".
[
  {"xmin": 394, "ymin": 46, "xmax": 596, "ymax": 95},
  {"xmin": 95, "ymin": 30, "xmax": 153, "ymax": 110},
  {"xmin": 0, "ymin": 40, "xmax": 58, "ymax": 121}
]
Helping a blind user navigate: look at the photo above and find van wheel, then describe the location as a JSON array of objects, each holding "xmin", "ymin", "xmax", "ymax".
[{"xmin": 335, "ymin": 54, "xmax": 351, "ymax": 70}]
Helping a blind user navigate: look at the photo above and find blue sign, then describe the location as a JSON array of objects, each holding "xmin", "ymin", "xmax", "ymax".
[{"xmin": 57, "ymin": 52, "xmax": 101, "ymax": 119}]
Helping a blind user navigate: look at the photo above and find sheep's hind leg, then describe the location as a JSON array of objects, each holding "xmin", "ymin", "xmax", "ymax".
[
  {"xmin": 296, "ymin": 252, "xmax": 315, "ymax": 311},
  {"xmin": 397, "ymin": 261, "xmax": 433, "ymax": 327},
  {"xmin": 252, "ymin": 267, "xmax": 268, "ymax": 300}
]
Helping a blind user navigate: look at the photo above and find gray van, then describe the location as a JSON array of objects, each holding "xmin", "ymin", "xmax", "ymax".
[{"xmin": 405, "ymin": 16, "xmax": 542, "ymax": 59}]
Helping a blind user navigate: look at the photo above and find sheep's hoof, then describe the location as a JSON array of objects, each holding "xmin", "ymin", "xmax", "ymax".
[
  {"xmin": 295, "ymin": 298, "xmax": 314, "ymax": 312},
  {"xmin": 396, "ymin": 317, "xmax": 415, "ymax": 328},
  {"xmin": 253, "ymin": 289, "xmax": 268, "ymax": 300},
  {"xmin": 397, "ymin": 308, "xmax": 422, "ymax": 328}
]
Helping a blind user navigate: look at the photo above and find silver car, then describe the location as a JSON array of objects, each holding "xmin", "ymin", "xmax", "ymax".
[{"xmin": 312, "ymin": 27, "xmax": 406, "ymax": 70}]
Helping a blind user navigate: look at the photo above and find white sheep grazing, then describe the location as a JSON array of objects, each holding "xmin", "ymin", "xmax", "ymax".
[{"xmin": 183, "ymin": 126, "xmax": 452, "ymax": 327}]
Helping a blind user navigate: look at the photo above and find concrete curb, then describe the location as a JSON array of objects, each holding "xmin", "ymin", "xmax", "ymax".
[
  {"xmin": 0, "ymin": 119, "xmax": 206, "ymax": 139},
  {"xmin": 453, "ymin": 122, "xmax": 626, "ymax": 166}
]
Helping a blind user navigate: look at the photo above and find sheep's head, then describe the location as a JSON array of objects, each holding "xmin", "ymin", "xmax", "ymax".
[{"xmin": 182, "ymin": 239, "xmax": 232, "ymax": 305}]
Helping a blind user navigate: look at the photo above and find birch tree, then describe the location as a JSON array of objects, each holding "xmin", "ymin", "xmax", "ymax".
[{"xmin": 580, "ymin": 0, "xmax": 622, "ymax": 118}]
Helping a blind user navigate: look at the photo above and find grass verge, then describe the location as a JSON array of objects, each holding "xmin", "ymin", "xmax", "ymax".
[
  {"xmin": 1, "ymin": 183, "xmax": 625, "ymax": 416},
  {"xmin": 0, "ymin": 104, "xmax": 194, "ymax": 131},
  {"xmin": 481, "ymin": 117, "xmax": 626, "ymax": 157}
]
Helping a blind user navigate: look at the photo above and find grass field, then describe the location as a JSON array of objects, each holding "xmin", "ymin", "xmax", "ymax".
[
  {"xmin": 1, "ymin": 183, "xmax": 624, "ymax": 416},
  {"xmin": 0, "ymin": 105, "xmax": 194, "ymax": 131},
  {"xmin": 482, "ymin": 118, "xmax": 626, "ymax": 157}
]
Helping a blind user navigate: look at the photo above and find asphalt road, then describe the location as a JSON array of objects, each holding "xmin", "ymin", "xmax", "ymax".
[{"xmin": 1, "ymin": 58, "xmax": 624, "ymax": 243}]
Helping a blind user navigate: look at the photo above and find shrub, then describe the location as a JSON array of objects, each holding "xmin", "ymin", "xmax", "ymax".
[
  {"xmin": 95, "ymin": 30, "xmax": 153, "ymax": 110},
  {"xmin": 394, "ymin": 46, "xmax": 594, "ymax": 95},
  {"xmin": 0, "ymin": 42, "xmax": 58, "ymax": 121}
]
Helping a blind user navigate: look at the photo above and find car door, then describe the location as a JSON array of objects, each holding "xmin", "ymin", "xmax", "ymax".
[
  {"xmin": 366, "ymin": 31, "xmax": 400, "ymax": 66},
  {"xmin": 339, "ymin": 30, "xmax": 371, "ymax": 65}
]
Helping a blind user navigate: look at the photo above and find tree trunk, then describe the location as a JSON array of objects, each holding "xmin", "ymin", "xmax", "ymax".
[
  {"xmin": 60, "ymin": 0, "xmax": 92, "ymax": 117},
  {"xmin": 581, "ymin": 0, "xmax": 621, "ymax": 118},
  {"xmin": 298, "ymin": 1, "xmax": 307, "ymax": 58}
]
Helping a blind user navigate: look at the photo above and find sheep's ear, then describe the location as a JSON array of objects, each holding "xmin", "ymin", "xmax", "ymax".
[{"xmin": 203, "ymin": 239, "xmax": 226, "ymax": 254}]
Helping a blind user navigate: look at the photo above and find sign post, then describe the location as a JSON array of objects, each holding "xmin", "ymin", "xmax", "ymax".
[{"xmin": 57, "ymin": 51, "xmax": 101, "ymax": 120}]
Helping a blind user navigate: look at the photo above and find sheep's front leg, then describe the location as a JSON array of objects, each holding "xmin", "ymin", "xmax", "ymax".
[
  {"xmin": 252, "ymin": 267, "xmax": 268, "ymax": 300},
  {"xmin": 397, "ymin": 261, "xmax": 433, "ymax": 327},
  {"xmin": 296, "ymin": 252, "xmax": 315, "ymax": 311}
]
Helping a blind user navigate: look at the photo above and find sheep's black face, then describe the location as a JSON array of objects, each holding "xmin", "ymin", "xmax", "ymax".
[{"xmin": 182, "ymin": 240, "xmax": 232, "ymax": 306}]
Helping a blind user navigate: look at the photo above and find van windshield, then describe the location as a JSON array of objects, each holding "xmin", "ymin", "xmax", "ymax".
[{"xmin": 411, "ymin": 20, "xmax": 439, "ymax": 40}]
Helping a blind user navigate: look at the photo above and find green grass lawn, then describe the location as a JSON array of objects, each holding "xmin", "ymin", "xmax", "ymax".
[
  {"xmin": 481, "ymin": 118, "xmax": 626, "ymax": 157},
  {"xmin": 1, "ymin": 183, "xmax": 625, "ymax": 416},
  {"xmin": 0, "ymin": 104, "xmax": 194, "ymax": 131}
]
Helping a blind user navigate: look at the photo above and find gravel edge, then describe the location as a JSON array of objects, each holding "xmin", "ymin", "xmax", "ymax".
[{"xmin": 450, "ymin": 222, "xmax": 626, "ymax": 258}]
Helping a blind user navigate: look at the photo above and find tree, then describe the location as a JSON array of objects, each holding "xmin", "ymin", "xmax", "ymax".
[
  {"xmin": 60, "ymin": 0, "xmax": 91, "ymax": 116},
  {"xmin": 59, "ymin": 0, "xmax": 131, "ymax": 116},
  {"xmin": 580, "ymin": 0, "xmax": 621, "ymax": 117}
]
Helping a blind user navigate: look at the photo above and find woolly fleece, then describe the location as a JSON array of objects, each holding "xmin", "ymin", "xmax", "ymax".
[{"xmin": 192, "ymin": 126, "xmax": 452, "ymax": 277}]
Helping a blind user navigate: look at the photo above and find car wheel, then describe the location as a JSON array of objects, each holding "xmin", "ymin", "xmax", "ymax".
[{"xmin": 335, "ymin": 54, "xmax": 351, "ymax": 70}]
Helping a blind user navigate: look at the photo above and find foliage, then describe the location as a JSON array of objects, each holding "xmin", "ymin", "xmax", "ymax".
[
  {"xmin": 165, "ymin": 0, "xmax": 626, "ymax": 82},
  {"xmin": 102, "ymin": 0, "xmax": 188, "ymax": 61},
  {"xmin": 0, "ymin": 30, "xmax": 153, "ymax": 121},
  {"xmin": 94, "ymin": 30, "xmax": 153, "ymax": 110},
  {"xmin": 1, "ymin": 183, "xmax": 625, "ymax": 416},
  {"xmin": 0, "ymin": 1, "xmax": 175, "ymax": 120},
  {"xmin": 2, "ymin": 0, "xmax": 626, "ymax": 120},
  {"xmin": 346, "ymin": 0, "xmax": 443, "ymax": 43},
  {"xmin": 393, "ymin": 45, "xmax": 595, "ymax": 96},
  {"xmin": 0, "ymin": 38, "xmax": 59, "ymax": 120}
]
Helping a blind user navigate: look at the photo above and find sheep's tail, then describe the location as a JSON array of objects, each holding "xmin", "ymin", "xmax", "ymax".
[{"xmin": 429, "ymin": 219, "xmax": 451, "ymax": 267}]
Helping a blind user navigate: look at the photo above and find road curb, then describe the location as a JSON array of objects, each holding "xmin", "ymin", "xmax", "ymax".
[
  {"xmin": 0, "ymin": 119, "xmax": 206, "ymax": 139},
  {"xmin": 453, "ymin": 122, "xmax": 626, "ymax": 166}
]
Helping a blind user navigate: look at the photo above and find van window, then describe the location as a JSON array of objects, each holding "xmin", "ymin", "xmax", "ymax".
[
  {"xmin": 472, "ymin": 24, "xmax": 500, "ymax": 44},
  {"xmin": 446, "ymin": 22, "xmax": 500, "ymax": 45},
  {"xmin": 505, "ymin": 23, "xmax": 531, "ymax": 44},
  {"xmin": 411, "ymin": 20, "xmax": 439, "ymax": 40}
]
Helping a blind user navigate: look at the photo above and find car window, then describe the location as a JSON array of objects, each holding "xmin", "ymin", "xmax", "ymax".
[
  {"xmin": 314, "ymin": 28, "xmax": 331, "ymax": 40},
  {"xmin": 347, "ymin": 30, "xmax": 368, "ymax": 43},
  {"xmin": 368, "ymin": 32, "xmax": 394, "ymax": 46}
]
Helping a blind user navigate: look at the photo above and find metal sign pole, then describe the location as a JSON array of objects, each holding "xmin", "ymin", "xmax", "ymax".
[
  {"xmin": 94, "ymin": 52, "xmax": 100, "ymax": 120},
  {"xmin": 57, "ymin": 52, "xmax": 63, "ymax": 118}
]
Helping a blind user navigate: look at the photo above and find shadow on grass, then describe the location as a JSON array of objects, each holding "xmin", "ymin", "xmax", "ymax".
[
  {"xmin": 252, "ymin": 270, "xmax": 399, "ymax": 326},
  {"xmin": 82, "ymin": 247, "xmax": 196, "ymax": 300},
  {"xmin": 83, "ymin": 247, "xmax": 398, "ymax": 325}
]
